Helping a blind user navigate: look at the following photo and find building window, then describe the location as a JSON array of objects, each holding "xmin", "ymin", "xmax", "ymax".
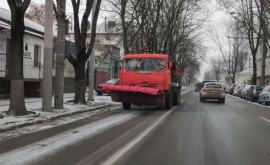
[
  {"xmin": 266, "ymin": 58, "xmax": 270, "ymax": 68},
  {"xmin": 34, "ymin": 45, "xmax": 40, "ymax": 67}
]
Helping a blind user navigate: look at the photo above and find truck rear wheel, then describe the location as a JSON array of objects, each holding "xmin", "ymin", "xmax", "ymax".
[
  {"xmin": 122, "ymin": 103, "xmax": 131, "ymax": 110},
  {"xmin": 172, "ymin": 89, "xmax": 180, "ymax": 106},
  {"xmin": 165, "ymin": 92, "xmax": 172, "ymax": 110}
]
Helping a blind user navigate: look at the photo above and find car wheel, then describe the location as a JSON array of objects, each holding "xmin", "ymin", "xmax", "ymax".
[
  {"xmin": 122, "ymin": 102, "xmax": 131, "ymax": 110},
  {"xmin": 249, "ymin": 96, "xmax": 253, "ymax": 102},
  {"xmin": 97, "ymin": 92, "xmax": 102, "ymax": 96},
  {"xmin": 165, "ymin": 92, "xmax": 172, "ymax": 110},
  {"xmin": 222, "ymin": 99, "xmax": 225, "ymax": 104},
  {"xmin": 263, "ymin": 98, "xmax": 267, "ymax": 105}
]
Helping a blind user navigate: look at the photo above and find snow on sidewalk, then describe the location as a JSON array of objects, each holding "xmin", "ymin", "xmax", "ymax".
[
  {"xmin": 0, "ymin": 86, "xmax": 190, "ymax": 132},
  {"xmin": 0, "ymin": 92, "xmax": 121, "ymax": 132}
]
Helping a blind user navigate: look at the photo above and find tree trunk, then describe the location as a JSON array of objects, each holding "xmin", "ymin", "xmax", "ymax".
[
  {"xmin": 252, "ymin": 52, "xmax": 257, "ymax": 85},
  {"xmin": 54, "ymin": 0, "xmax": 66, "ymax": 109},
  {"xmin": 8, "ymin": 10, "xmax": 27, "ymax": 116},
  {"xmin": 261, "ymin": 35, "xmax": 267, "ymax": 86},
  {"xmin": 121, "ymin": 17, "xmax": 129, "ymax": 55},
  {"xmin": 260, "ymin": 2, "xmax": 267, "ymax": 86},
  {"xmin": 121, "ymin": 1, "xmax": 129, "ymax": 55},
  {"xmin": 74, "ymin": 64, "xmax": 86, "ymax": 104}
]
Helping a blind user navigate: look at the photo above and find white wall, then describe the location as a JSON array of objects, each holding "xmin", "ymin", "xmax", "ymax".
[
  {"xmin": 0, "ymin": 28, "xmax": 44, "ymax": 79},
  {"xmin": 23, "ymin": 35, "xmax": 44, "ymax": 79}
]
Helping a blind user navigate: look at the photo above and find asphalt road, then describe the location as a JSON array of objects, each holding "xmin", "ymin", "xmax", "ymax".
[{"xmin": 2, "ymin": 91, "xmax": 270, "ymax": 165}]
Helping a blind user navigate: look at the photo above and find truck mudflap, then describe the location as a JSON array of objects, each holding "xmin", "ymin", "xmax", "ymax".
[{"xmin": 103, "ymin": 84, "xmax": 164, "ymax": 105}]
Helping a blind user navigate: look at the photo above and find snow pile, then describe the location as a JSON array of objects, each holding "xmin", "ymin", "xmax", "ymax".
[{"xmin": 0, "ymin": 93, "xmax": 120, "ymax": 132}]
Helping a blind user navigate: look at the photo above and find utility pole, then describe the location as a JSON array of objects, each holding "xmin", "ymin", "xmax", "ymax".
[
  {"xmin": 42, "ymin": 0, "xmax": 54, "ymax": 112},
  {"xmin": 54, "ymin": 0, "xmax": 66, "ymax": 109},
  {"xmin": 88, "ymin": 0, "xmax": 97, "ymax": 101}
]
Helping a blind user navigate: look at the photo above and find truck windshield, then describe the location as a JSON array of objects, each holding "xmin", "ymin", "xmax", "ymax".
[{"xmin": 123, "ymin": 58, "xmax": 166, "ymax": 71}]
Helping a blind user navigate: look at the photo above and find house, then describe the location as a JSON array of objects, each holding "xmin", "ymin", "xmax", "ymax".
[
  {"xmin": 0, "ymin": 7, "xmax": 44, "ymax": 98},
  {"xmin": 66, "ymin": 19, "xmax": 122, "ymax": 89},
  {"xmin": 235, "ymin": 54, "xmax": 253, "ymax": 85},
  {"xmin": 93, "ymin": 44, "xmax": 120, "ymax": 87}
]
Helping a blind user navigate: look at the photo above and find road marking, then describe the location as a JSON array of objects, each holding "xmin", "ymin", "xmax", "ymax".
[
  {"xmin": 259, "ymin": 116, "xmax": 270, "ymax": 124},
  {"xmin": 101, "ymin": 106, "xmax": 177, "ymax": 165},
  {"xmin": 0, "ymin": 112, "xmax": 138, "ymax": 165}
]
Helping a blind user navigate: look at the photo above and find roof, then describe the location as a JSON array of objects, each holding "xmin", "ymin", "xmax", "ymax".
[
  {"xmin": 124, "ymin": 54, "xmax": 169, "ymax": 59},
  {"xmin": 0, "ymin": 7, "xmax": 44, "ymax": 37}
]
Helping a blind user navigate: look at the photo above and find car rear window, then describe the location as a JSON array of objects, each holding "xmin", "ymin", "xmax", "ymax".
[{"xmin": 205, "ymin": 84, "xmax": 222, "ymax": 88}]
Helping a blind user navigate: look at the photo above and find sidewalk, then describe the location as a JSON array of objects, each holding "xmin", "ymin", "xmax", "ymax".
[
  {"xmin": 0, "ymin": 86, "xmax": 190, "ymax": 133},
  {"xmin": 0, "ymin": 92, "xmax": 121, "ymax": 132}
]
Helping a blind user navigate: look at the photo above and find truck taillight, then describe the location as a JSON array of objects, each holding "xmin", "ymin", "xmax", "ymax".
[
  {"xmin": 221, "ymin": 89, "xmax": 225, "ymax": 93},
  {"xmin": 202, "ymin": 88, "xmax": 206, "ymax": 93}
]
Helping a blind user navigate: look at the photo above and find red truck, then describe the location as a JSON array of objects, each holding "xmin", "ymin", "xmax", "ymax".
[{"xmin": 103, "ymin": 53, "xmax": 181, "ymax": 110}]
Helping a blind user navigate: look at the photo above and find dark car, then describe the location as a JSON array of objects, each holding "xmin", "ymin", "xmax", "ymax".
[
  {"xmin": 195, "ymin": 83, "xmax": 203, "ymax": 92},
  {"xmin": 95, "ymin": 79, "xmax": 119, "ymax": 95},
  {"xmin": 229, "ymin": 84, "xmax": 236, "ymax": 95},
  {"xmin": 196, "ymin": 80, "xmax": 217, "ymax": 92},
  {"xmin": 246, "ymin": 85, "xmax": 264, "ymax": 102}
]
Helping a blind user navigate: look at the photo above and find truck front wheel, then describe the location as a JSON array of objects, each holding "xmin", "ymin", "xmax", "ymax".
[
  {"xmin": 172, "ymin": 89, "xmax": 181, "ymax": 106},
  {"xmin": 122, "ymin": 103, "xmax": 131, "ymax": 110},
  {"xmin": 165, "ymin": 92, "xmax": 172, "ymax": 110}
]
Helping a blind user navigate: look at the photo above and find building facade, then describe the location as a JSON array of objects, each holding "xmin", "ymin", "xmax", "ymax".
[{"xmin": 0, "ymin": 7, "xmax": 44, "ymax": 98}]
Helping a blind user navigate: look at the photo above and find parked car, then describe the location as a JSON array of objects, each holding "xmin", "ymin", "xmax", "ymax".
[
  {"xmin": 195, "ymin": 83, "xmax": 203, "ymax": 92},
  {"xmin": 225, "ymin": 86, "xmax": 231, "ymax": 94},
  {"xmin": 259, "ymin": 86, "xmax": 270, "ymax": 105},
  {"xmin": 229, "ymin": 84, "xmax": 237, "ymax": 95},
  {"xmin": 95, "ymin": 79, "xmax": 119, "ymax": 95},
  {"xmin": 238, "ymin": 85, "xmax": 245, "ymax": 98},
  {"xmin": 222, "ymin": 84, "xmax": 229, "ymax": 93},
  {"xmin": 241, "ymin": 85, "xmax": 252, "ymax": 100},
  {"xmin": 246, "ymin": 85, "xmax": 264, "ymax": 102},
  {"xmin": 200, "ymin": 82, "xmax": 225, "ymax": 103},
  {"xmin": 233, "ymin": 85, "xmax": 241, "ymax": 96}
]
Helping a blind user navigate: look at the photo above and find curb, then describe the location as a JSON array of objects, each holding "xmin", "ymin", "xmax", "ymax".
[{"xmin": 0, "ymin": 104, "xmax": 115, "ymax": 133}]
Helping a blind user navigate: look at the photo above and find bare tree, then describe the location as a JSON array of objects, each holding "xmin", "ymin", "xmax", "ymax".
[
  {"xmin": 209, "ymin": 19, "xmax": 249, "ymax": 84},
  {"xmin": 104, "ymin": 0, "xmax": 206, "ymax": 84},
  {"xmin": 7, "ymin": 0, "xmax": 31, "ymax": 116},
  {"xmin": 218, "ymin": 0, "xmax": 263, "ymax": 85},
  {"xmin": 67, "ymin": 0, "xmax": 102, "ymax": 104},
  {"xmin": 211, "ymin": 58, "xmax": 224, "ymax": 82}
]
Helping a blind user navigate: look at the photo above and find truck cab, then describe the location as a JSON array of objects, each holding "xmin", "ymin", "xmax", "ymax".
[
  {"xmin": 105, "ymin": 53, "xmax": 181, "ymax": 110},
  {"xmin": 120, "ymin": 54, "xmax": 171, "ymax": 91}
]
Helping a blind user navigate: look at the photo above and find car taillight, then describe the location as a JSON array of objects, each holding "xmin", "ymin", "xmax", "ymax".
[
  {"xmin": 268, "ymin": 88, "xmax": 270, "ymax": 93},
  {"xmin": 202, "ymin": 88, "xmax": 206, "ymax": 92},
  {"xmin": 221, "ymin": 89, "xmax": 225, "ymax": 93}
]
